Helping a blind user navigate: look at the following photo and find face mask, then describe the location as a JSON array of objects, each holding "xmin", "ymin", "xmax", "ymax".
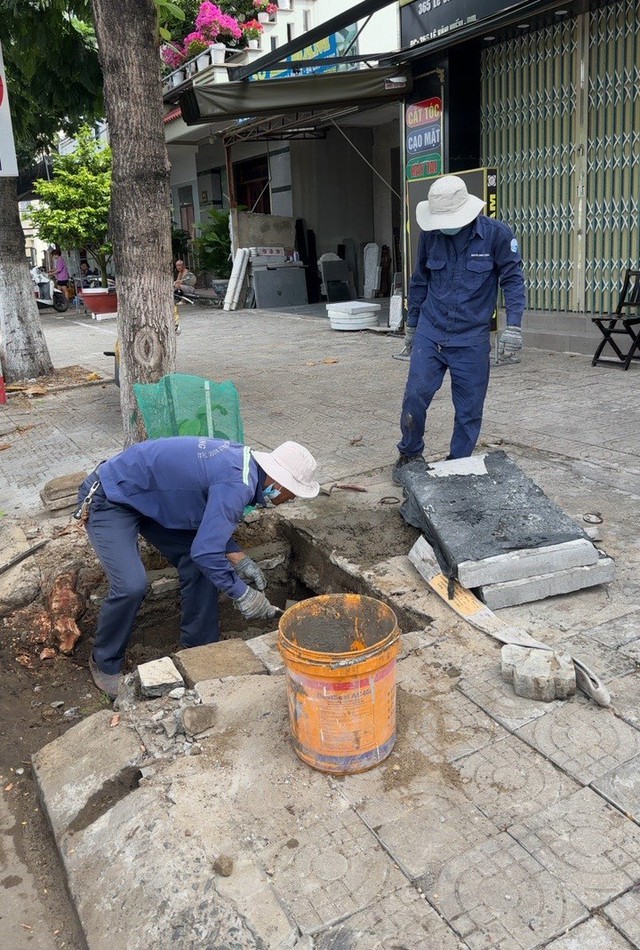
[
  {"xmin": 263, "ymin": 484, "xmax": 281, "ymax": 501},
  {"xmin": 440, "ymin": 227, "xmax": 463, "ymax": 235}
]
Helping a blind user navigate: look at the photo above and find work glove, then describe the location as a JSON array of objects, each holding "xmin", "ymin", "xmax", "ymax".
[
  {"xmin": 497, "ymin": 326, "xmax": 523, "ymax": 364},
  {"xmin": 235, "ymin": 587, "xmax": 278, "ymax": 621},
  {"xmin": 234, "ymin": 555, "xmax": 267, "ymax": 591},
  {"xmin": 392, "ymin": 325, "xmax": 416, "ymax": 362}
]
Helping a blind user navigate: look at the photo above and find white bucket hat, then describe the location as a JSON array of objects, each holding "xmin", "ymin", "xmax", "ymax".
[
  {"xmin": 252, "ymin": 441, "xmax": 320, "ymax": 498},
  {"xmin": 416, "ymin": 175, "xmax": 485, "ymax": 232}
]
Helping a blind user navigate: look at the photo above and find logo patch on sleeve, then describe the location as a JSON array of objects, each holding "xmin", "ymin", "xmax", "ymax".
[{"xmin": 510, "ymin": 238, "xmax": 519, "ymax": 254}]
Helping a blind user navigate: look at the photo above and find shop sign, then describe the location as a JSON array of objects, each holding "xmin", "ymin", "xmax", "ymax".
[
  {"xmin": 0, "ymin": 43, "xmax": 18, "ymax": 177},
  {"xmin": 400, "ymin": 0, "xmax": 516, "ymax": 49},
  {"xmin": 405, "ymin": 96, "xmax": 442, "ymax": 180}
]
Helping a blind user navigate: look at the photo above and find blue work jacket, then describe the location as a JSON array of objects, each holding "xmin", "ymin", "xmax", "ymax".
[
  {"xmin": 407, "ymin": 215, "xmax": 526, "ymax": 346},
  {"xmin": 98, "ymin": 437, "xmax": 266, "ymax": 600}
]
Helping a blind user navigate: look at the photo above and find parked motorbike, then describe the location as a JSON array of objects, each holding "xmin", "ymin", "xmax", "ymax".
[{"xmin": 31, "ymin": 267, "xmax": 69, "ymax": 313}]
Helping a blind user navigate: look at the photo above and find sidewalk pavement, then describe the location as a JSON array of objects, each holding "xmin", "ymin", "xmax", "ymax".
[{"xmin": 4, "ymin": 305, "xmax": 640, "ymax": 949}]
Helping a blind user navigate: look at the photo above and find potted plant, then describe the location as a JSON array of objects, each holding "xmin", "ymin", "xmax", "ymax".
[
  {"xmin": 242, "ymin": 19, "xmax": 263, "ymax": 48},
  {"xmin": 195, "ymin": 2, "xmax": 242, "ymax": 58},
  {"xmin": 253, "ymin": 0, "xmax": 278, "ymax": 23},
  {"xmin": 193, "ymin": 208, "xmax": 233, "ymax": 295},
  {"xmin": 183, "ymin": 32, "xmax": 212, "ymax": 70}
]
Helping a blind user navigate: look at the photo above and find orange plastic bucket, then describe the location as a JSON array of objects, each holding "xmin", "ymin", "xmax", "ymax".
[{"xmin": 278, "ymin": 593, "xmax": 400, "ymax": 775}]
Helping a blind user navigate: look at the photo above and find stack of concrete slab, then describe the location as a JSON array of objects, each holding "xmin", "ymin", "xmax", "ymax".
[
  {"xmin": 40, "ymin": 470, "xmax": 86, "ymax": 513},
  {"xmin": 400, "ymin": 452, "xmax": 615, "ymax": 609}
]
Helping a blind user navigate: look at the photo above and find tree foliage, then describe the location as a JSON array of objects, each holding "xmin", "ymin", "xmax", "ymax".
[{"xmin": 31, "ymin": 126, "xmax": 112, "ymax": 284}]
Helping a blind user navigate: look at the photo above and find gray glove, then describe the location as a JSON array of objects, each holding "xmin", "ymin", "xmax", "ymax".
[
  {"xmin": 392, "ymin": 325, "xmax": 416, "ymax": 362},
  {"xmin": 234, "ymin": 556, "xmax": 266, "ymax": 591},
  {"xmin": 497, "ymin": 326, "xmax": 523, "ymax": 364},
  {"xmin": 235, "ymin": 587, "xmax": 278, "ymax": 621}
]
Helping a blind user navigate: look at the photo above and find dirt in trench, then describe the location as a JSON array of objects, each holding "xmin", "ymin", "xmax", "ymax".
[{"xmin": 285, "ymin": 507, "xmax": 420, "ymax": 568}]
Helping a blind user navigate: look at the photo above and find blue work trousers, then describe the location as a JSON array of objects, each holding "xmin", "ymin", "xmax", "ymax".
[
  {"xmin": 79, "ymin": 475, "xmax": 219, "ymax": 675},
  {"xmin": 398, "ymin": 336, "xmax": 491, "ymax": 460}
]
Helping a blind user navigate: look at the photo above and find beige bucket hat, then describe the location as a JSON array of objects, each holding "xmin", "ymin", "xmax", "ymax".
[
  {"xmin": 416, "ymin": 175, "xmax": 486, "ymax": 231},
  {"xmin": 252, "ymin": 441, "xmax": 320, "ymax": 498}
]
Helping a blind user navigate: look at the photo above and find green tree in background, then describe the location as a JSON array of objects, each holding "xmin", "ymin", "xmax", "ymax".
[{"xmin": 31, "ymin": 126, "xmax": 113, "ymax": 286}]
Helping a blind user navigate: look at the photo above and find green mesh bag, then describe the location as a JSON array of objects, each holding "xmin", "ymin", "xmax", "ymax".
[{"xmin": 133, "ymin": 373, "xmax": 244, "ymax": 442}]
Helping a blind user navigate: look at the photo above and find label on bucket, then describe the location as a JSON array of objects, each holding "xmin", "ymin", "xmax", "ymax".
[{"xmin": 286, "ymin": 660, "xmax": 396, "ymax": 770}]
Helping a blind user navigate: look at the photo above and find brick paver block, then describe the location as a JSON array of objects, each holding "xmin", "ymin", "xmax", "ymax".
[
  {"xmin": 510, "ymin": 787, "xmax": 640, "ymax": 910},
  {"xmin": 502, "ymin": 644, "xmax": 576, "ymax": 702},
  {"xmin": 453, "ymin": 734, "xmax": 579, "ymax": 829},
  {"xmin": 422, "ymin": 832, "xmax": 587, "ymax": 950},
  {"xmin": 516, "ymin": 700, "xmax": 640, "ymax": 784},
  {"xmin": 458, "ymin": 664, "xmax": 559, "ymax": 732},
  {"xmin": 315, "ymin": 884, "xmax": 462, "ymax": 949},
  {"xmin": 603, "ymin": 887, "xmax": 640, "ymax": 948},
  {"xmin": 174, "ymin": 638, "xmax": 268, "ymax": 687}
]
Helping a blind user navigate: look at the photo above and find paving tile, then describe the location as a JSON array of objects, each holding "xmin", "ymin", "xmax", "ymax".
[
  {"xmin": 560, "ymin": 633, "xmax": 637, "ymax": 682},
  {"xmin": 618, "ymin": 639, "xmax": 640, "ymax": 664},
  {"xmin": 510, "ymin": 787, "xmax": 640, "ymax": 910},
  {"xmin": 592, "ymin": 754, "xmax": 640, "ymax": 822},
  {"xmin": 583, "ymin": 608, "xmax": 640, "ymax": 648},
  {"xmin": 609, "ymin": 674, "xmax": 640, "ymax": 729},
  {"xmin": 458, "ymin": 664, "xmax": 561, "ymax": 732},
  {"xmin": 544, "ymin": 915, "xmax": 634, "ymax": 949},
  {"xmin": 314, "ymin": 884, "xmax": 464, "ymax": 949},
  {"xmin": 453, "ymin": 734, "xmax": 579, "ymax": 829},
  {"xmin": 603, "ymin": 886, "xmax": 640, "ymax": 948},
  {"xmin": 516, "ymin": 700, "xmax": 640, "ymax": 784},
  {"xmin": 254, "ymin": 805, "xmax": 407, "ymax": 936},
  {"xmin": 421, "ymin": 832, "xmax": 587, "ymax": 950}
]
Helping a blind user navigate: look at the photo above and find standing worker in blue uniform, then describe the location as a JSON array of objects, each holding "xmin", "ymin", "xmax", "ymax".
[
  {"xmin": 393, "ymin": 175, "xmax": 526, "ymax": 485},
  {"xmin": 76, "ymin": 438, "xmax": 320, "ymax": 698}
]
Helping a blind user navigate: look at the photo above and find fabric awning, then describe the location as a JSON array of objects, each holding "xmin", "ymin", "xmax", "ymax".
[{"xmin": 180, "ymin": 66, "xmax": 412, "ymax": 126}]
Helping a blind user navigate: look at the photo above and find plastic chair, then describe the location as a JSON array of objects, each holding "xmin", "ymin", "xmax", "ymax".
[{"xmin": 592, "ymin": 269, "xmax": 640, "ymax": 370}]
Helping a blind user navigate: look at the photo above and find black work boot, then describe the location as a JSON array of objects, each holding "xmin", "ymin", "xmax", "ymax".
[{"xmin": 392, "ymin": 453, "xmax": 427, "ymax": 486}]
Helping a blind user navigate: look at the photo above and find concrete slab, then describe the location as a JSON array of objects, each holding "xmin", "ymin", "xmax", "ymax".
[
  {"xmin": 510, "ymin": 787, "xmax": 640, "ymax": 909},
  {"xmin": 421, "ymin": 832, "xmax": 587, "ymax": 950},
  {"xmin": 31, "ymin": 709, "xmax": 143, "ymax": 839},
  {"xmin": 173, "ymin": 638, "xmax": 267, "ymax": 687},
  {"xmin": 314, "ymin": 885, "xmax": 462, "ymax": 949},
  {"xmin": 138, "ymin": 656, "xmax": 184, "ymax": 697},
  {"xmin": 452, "ymin": 734, "xmax": 579, "ymax": 829},
  {"xmin": 592, "ymin": 754, "xmax": 640, "ymax": 823},
  {"xmin": 603, "ymin": 888, "xmax": 640, "ymax": 948},
  {"xmin": 515, "ymin": 700, "xmax": 640, "ymax": 784},
  {"xmin": 458, "ymin": 663, "xmax": 560, "ymax": 731},
  {"xmin": 545, "ymin": 916, "xmax": 634, "ymax": 949},
  {"xmin": 479, "ymin": 554, "xmax": 616, "ymax": 610},
  {"xmin": 458, "ymin": 538, "xmax": 598, "ymax": 589}
]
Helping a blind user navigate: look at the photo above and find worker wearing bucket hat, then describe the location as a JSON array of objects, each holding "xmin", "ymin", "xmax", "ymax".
[
  {"xmin": 392, "ymin": 175, "xmax": 526, "ymax": 485},
  {"xmin": 76, "ymin": 437, "xmax": 319, "ymax": 699}
]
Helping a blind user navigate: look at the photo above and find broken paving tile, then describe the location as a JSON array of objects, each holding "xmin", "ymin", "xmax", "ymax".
[
  {"xmin": 245, "ymin": 630, "xmax": 284, "ymax": 675},
  {"xmin": 254, "ymin": 807, "xmax": 407, "ymax": 936},
  {"xmin": 510, "ymin": 787, "xmax": 640, "ymax": 910},
  {"xmin": 452, "ymin": 734, "xmax": 579, "ymax": 829},
  {"xmin": 180, "ymin": 704, "xmax": 217, "ymax": 738},
  {"xmin": 603, "ymin": 887, "xmax": 640, "ymax": 948},
  {"xmin": 314, "ymin": 884, "xmax": 462, "ymax": 949},
  {"xmin": 421, "ymin": 832, "xmax": 587, "ymax": 950},
  {"xmin": 138, "ymin": 657, "xmax": 184, "ymax": 698},
  {"xmin": 516, "ymin": 699, "xmax": 640, "ymax": 784},
  {"xmin": 559, "ymin": 633, "xmax": 636, "ymax": 682},
  {"xmin": 544, "ymin": 915, "xmax": 634, "ymax": 949},
  {"xmin": 458, "ymin": 663, "xmax": 561, "ymax": 732},
  {"xmin": 592, "ymin": 754, "xmax": 640, "ymax": 823}
]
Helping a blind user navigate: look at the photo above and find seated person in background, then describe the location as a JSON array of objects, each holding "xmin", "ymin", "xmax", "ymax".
[
  {"xmin": 174, "ymin": 259, "xmax": 197, "ymax": 295},
  {"xmin": 79, "ymin": 260, "xmax": 99, "ymax": 287}
]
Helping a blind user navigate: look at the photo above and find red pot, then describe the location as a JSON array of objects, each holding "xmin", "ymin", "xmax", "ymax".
[{"xmin": 80, "ymin": 288, "xmax": 118, "ymax": 315}]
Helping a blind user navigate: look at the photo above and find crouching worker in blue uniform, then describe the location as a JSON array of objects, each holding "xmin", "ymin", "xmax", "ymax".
[
  {"xmin": 76, "ymin": 438, "xmax": 320, "ymax": 698},
  {"xmin": 393, "ymin": 175, "xmax": 526, "ymax": 485}
]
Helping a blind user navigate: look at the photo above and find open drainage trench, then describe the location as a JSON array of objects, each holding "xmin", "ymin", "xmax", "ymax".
[{"xmin": 70, "ymin": 507, "xmax": 427, "ymax": 828}]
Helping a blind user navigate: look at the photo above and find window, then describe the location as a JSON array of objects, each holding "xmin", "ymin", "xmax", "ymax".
[
  {"xmin": 287, "ymin": 22, "xmax": 295, "ymax": 42},
  {"xmin": 271, "ymin": 36, "xmax": 278, "ymax": 51},
  {"xmin": 303, "ymin": 10, "xmax": 310, "ymax": 32}
]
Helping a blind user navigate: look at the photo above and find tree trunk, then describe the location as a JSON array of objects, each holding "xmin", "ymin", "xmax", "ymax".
[
  {"xmin": 91, "ymin": 0, "xmax": 175, "ymax": 444},
  {"xmin": 0, "ymin": 177, "xmax": 54, "ymax": 383}
]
